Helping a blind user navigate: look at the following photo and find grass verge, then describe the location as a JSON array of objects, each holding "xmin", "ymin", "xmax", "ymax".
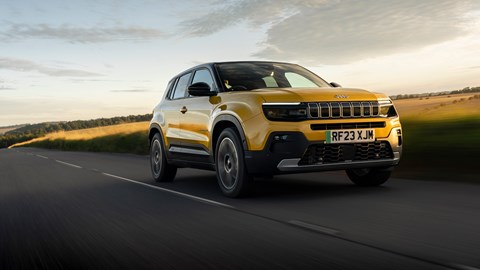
[
  {"xmin": 393, "ymin": 117, "xmax": 480, "ymax": 182},
  {"xmin": 13, "ymin": 122, "xmax": 151, "ymax": 155}
]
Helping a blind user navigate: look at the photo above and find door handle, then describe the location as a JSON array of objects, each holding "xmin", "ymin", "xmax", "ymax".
[{"xmin": 180, "ymin": 106, "xmax": 188, "ymax": 114}]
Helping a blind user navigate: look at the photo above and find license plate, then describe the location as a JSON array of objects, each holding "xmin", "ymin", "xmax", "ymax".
[{"xmin": 326, "ymin": 129, "xmax": 375, "ymax": 144}]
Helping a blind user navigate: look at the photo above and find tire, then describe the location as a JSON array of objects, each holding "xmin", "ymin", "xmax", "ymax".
[
  {"xmin": 215, "ymin": 128, "xmax": 253, "ymax": 197},
  {"xmin": 150, "ymin": 133, "xmax": 177, "ymax": 182},
  {"xmin": 346, "ymin": 167, "xmax": 392, "ymax": 187}
]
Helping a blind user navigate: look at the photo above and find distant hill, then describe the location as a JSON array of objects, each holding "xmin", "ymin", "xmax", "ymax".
[
  {"xmin": 0, "ymin": 124, "xmax": 26, "ymax": 135},
  {"xmin": 0, "ymin": 114, "xmax": 152, "ymax": 149},
  {"xmin": 390, "ymin": 86, "xmax": 480, "ymax": 100}
]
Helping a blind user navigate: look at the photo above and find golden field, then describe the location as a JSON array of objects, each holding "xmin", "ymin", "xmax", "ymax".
[
  {"xmin": 393, "ymin": 93, "xmax": 480, "ymax": 120},
  {"xmin": 10, "ymin": 121, "xmax": 149, "ymax": 148}
]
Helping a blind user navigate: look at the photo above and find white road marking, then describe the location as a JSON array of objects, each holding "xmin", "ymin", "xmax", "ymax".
[
  {"xmin": 55, "ymin": 160, "xmax": 82, "ymax": 169},
  {"xmin": 27, "ymin": 149, "xmax": 233, "ymax": 209},
  {"xmin": 288, "ymin": 220, "xmax": 340, "ymax": 235},
  {"xmin": 102, "ymin": 172, "xmax": 234, "ymax": 209}
]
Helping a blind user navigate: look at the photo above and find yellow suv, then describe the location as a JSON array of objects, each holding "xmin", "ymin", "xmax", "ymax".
[{"xmin": 149, "ymin": 62, "xmax": 402, "ymax": 197}]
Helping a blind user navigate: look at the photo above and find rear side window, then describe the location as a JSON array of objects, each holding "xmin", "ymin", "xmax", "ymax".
[
  {"xmin": 164, "ymin": 80, "xmax": 175, "ymax": 98},
  {"xmin": 171, "ymin": 73, "xmax": 191, "ymax": 99}
]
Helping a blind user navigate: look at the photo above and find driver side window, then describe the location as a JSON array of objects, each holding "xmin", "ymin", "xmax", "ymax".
[{"xmin": 191, "ymin": 69, "xmax": 215, "ymax": 90}]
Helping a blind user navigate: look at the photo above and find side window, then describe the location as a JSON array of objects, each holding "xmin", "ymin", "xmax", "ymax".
[
  {"xmin": 285, "ymin": 72, "xmax": 317, "ymax": 88},
  {"xmin": 165, "ymin": 79, "xmax": 175, "ymax": 99},
  {"xmin": 171, "ymin": 72, "xmax": 191, "ymax": 99},
  {"xmin": 191, "ymin": 69, "xmax": 215, "ymax": 90}
]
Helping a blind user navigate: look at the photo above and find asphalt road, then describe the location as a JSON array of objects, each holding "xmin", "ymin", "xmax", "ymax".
[{"xmin": 1, "ymin": 148, "xmax": 479, "ymax": 270}]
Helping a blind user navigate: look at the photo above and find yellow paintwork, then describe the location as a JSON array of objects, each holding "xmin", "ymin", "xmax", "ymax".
[
  {"xmin": 242, "ymin": 114, "xmax": 401, "ymax": 151},
  {"xmin": 157, "ymin": 87, "xmax": 401, "ymax": 154},
  {"xmin": 258, "ymin": 87, "xmax": 380, "ymax": 102}
]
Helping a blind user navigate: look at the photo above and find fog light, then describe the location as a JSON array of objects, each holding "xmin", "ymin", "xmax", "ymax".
[
  {"xmin": 274, "ymin": 135, "xmax": 289, "ymax": 141},
  {"xmin": 394, "ymin": 128, "xmax": 402, "ymax": 146}
]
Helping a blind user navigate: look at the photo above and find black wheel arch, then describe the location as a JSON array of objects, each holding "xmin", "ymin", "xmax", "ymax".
[
  {"xmin": 211, "ymin": 115, "xmax": 249, "ymax": 159},
  {"xmin": 149, "ymin": 123, "xmax": 163, "ymax": 143},
  {"xmin": 149, "ymin": 123, "xmax": 179, "ymax": 167},
  {"xmin": 149, "ymin": 123, "xmax": 169, "ymax": 158}
]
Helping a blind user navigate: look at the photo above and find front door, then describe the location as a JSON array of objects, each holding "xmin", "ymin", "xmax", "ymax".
[{"xmin": 178, "ymin": 68, "xmax": 218, "ymax": 156}]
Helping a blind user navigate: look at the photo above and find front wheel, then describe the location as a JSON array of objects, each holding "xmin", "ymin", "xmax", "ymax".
[
  {"xmin": 215, "ymin": 128, "xmax": 253, "ymax": 197},
  {"xmin": 150, "ymin": 133, "xmax": 177, "ymax": 182},
  {"xmin": 346, "ymin": 167, "xmax": 392, "ymax": 186}
]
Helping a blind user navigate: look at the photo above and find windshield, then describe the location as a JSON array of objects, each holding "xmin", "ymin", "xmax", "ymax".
[{"xmin": 215, "ymin": 62, "xmax": 331, "ymax": 91}]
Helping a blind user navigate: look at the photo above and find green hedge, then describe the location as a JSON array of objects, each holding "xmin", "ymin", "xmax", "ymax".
[
  {"xmin": 393, "ymin": 117, "xmax": 480, "ymax": 181},
  {"xmin": 25, "ymin": 131, "xmax": 149, "ymax": 155}
]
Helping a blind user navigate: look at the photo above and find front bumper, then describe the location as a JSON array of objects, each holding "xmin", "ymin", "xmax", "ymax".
[{"xmin": 244, "ymin": 127, "xmax": 402, "ymax": 175}]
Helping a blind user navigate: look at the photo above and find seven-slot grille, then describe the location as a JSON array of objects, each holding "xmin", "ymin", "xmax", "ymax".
[
  {"xmin": 298, "ymin": 141, "xmax": 393, "ymax": 165},
  {"xmin": 307, "ymin": 101, "xmax": 380, "ymax": 119}
]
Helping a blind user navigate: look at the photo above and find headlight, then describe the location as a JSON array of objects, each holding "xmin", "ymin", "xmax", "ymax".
[
  {"xmin": 378, "ymin": 99, "xmax": 398, "ymax": 117},
  {"xmin": 262, "ymin": 103, "xmax": 308, "ymax": 121}
]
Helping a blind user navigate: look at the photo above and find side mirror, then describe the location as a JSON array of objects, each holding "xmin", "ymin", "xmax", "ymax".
[
  {"xmin": 330, "ymin": 82, "xmax": 342, "ymax": 88},
  {"xmin": 188, "ymin": 82, "xmax": 216, "ymax": 96}
]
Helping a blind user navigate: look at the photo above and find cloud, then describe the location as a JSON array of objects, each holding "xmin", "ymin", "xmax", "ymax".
[
  {"xmin": 0, "ymin": 57, "xmax": 102, "ymax": 77},
  {"xmin": 180, "ymin": 0, "xmax": 312, "ymax": 37},
  {"xmin": 179, "ymin": 0, "xmax": 479, "ymax": 64},
  {"xmin": 110, "ymin": 89, "xmax": 151, "ymax": 93},
  {"xmin": 1, "ymin": 24, "xmax": 164, "ymax": 43}
]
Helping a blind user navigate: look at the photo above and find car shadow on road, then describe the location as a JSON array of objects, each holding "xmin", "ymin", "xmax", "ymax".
[
  {"xmin": 253, "ymin": 173, "xmax": 392, "ymax": 200},
  {"xmin": 164, "ymin": 169, "xmax": 392, "ymax": 201}
]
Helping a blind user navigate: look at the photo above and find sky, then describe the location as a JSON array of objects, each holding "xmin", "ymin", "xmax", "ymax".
[{"xmin": 1, "ymin": 0, "xmax": 479, "ymax": 126}]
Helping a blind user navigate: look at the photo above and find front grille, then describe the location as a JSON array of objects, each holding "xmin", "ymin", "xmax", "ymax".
[
  {"xmin": 311, "ymin": 122, "xmax": 386, "ymax": 130},
  {"xmin": 307, "ymin": 101, "xmax": 380, "ymax": 119},
  {"xmin": 298, "ymin": 141, "xmax": 393, "ymax": 165}
]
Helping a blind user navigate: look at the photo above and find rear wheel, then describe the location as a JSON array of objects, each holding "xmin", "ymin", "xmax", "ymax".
[
  {"xmin": 346, "ymin": 167, "xmax": 392, "ymax": 186},
  {"xmin": 215, "ymin": 128, "xmax": 253, "ymax": 197},
  {"xmin": 150, "ymin": 133, "xmax": 177, "ymax": 182}
]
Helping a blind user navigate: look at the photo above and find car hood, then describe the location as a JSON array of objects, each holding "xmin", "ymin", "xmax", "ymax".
[{"xmin": 253, "ymin": 87, "xmax": 381, "ymax": 103}]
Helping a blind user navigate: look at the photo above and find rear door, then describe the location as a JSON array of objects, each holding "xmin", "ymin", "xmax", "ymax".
[{"xmin": 161, "ymin": 72, "xmax": 191, "ymax": 149}]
